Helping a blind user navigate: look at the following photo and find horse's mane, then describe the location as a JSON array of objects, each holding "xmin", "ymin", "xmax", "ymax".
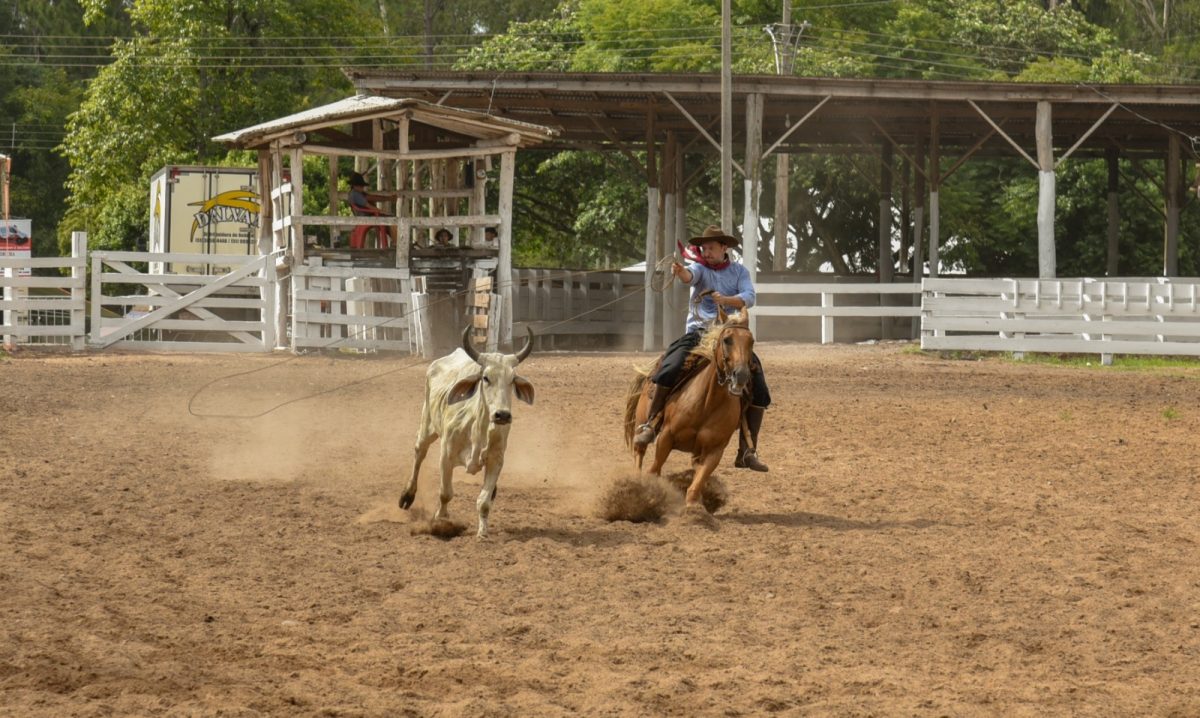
[{"xmin": 689, "ymin": 310, "xmax": 747, "ymax": 361}]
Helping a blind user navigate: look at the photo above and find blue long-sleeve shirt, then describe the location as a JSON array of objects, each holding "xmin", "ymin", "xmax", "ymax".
[{"xmin": 684, "ymin": 261, "xmax": 756, "ymax": 333}]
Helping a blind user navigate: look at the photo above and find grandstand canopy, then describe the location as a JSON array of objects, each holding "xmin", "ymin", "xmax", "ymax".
[{"xmin": 345, "ymin": 70, "xmax": 1200, "ymax": 161}]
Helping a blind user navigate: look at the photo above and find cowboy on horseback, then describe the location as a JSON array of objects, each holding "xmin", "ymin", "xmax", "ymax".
[{"xmin": 632, "ymin": 225, "xmax": 771, "ymax": 472}]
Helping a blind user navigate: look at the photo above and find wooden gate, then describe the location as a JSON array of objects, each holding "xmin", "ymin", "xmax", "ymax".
[{"xmin": 89, "ymin": 250, "xmax": 278, "ymax": 352}]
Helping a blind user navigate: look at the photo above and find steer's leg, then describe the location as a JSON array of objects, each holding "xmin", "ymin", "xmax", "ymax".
[
  {"xmin": 434, "ymin": 449, "xmax": 455, "ymax": 521},
  {"xmin": 685, "ymin": 450, "xmax": 722, "ymax": 508},
  {"xmin": 400, "ymin": 430, "xmax": 438, "ymax": 510},
  {"xmin": 476, "ymin": 459, "xmax": 503, "ymax": 539}
]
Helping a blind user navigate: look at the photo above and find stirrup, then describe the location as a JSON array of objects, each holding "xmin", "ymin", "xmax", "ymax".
[
  {"xmin": 632, "ymin": 422, "xmax": 657, "ymax": 447},
  {"xmin": 735, "ymin": 450, "xmax": 769, "ymax": 472}
]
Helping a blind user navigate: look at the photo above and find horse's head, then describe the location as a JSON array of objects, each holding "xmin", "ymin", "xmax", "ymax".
[{"xmin": 713, "ymin": 307, "xmax": 754, "ymax": 396}]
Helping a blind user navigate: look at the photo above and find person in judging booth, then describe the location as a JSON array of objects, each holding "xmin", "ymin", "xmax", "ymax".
[
  {"xmin": 347, "ymin": 172, "xmax": 395, "ymax": 247},
  {"xmin": 632, "ymin": 224, "xmax": 771, "ymax": 472}
]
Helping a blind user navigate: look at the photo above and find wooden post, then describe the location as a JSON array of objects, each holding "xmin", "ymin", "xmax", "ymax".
[
  {"xmin": 398, "ymin": 115, "xmax": 411, "ymax": 263},
  {"xmin": 742, "ymin": 93, "xmax": 764, "ymax": 279},
  {"xmin": 1106, "ymin": 146, "xmax": 1120, "ymax": 276},
  {"xmin": 912, "ymin": 134, "xmax": 927, "ymax": 338},
  {"xmin": 88, "ymin": 251, "xmax": 101, "ymax": 347},
  {"xmin": 720, "ymin": 0, "xmax": 733, "ymax": 232},
  {"xmin": 913, "ymin": 134, "xmax": 926, "ymax": 277},
  {"xmin": 643, "ymin": 114, "xmax": 659, "ymax": 352},
  {"xmin": 675, "ymin": 158, "xmax": 689, "ymax": 339},
  {"xmin": 773, "ymin": 152, "xmax": 789, "ymax": 270},
  {"xmin": 538, "ymin": 270, "xmax": 553, "ymax": 350},
  {"xmin": 498, "ymin": 149, "xmax": 516, "ymax": 348},
  {"xmin": 263, "ymin": 248, "xmax": 277, "ymax": 350},
  {"xmin": 1165, "ymin": 133, "xmax": 1181, "ymax": 277},
  {"xmin": 70, "ymin": 232, "xmax": 86, "ymax": 351},
  {"xmin": 820, "ymin": 292, "xmax": 833, "ymax": 344},
  {"xmin": 879, "ymin": 139, "xmax": 894, "ymax": 339},
  {"xmin": 4, "ymin": 263, "xmax": 15, "ymax": 349},
  {"xmin": 878, "ymin": 140, "xmax": 894, "ymax": 284},
  {"xmin": 328, "ymin": 155, "xmax": 339, "ymax": 248},
  {"xmin": 661, "ymin": 131, "xmax": 676, "ymax": 348},
  {"xmin": 290, "ymin": 147, "xmax": 305, "ymax": 266},
  {"xmin": 1036, "ymin": 100, "xmax": 1056, "ymax": 279},
  {"xmin": 929, "ymin": 112, "xmax": 941, "ymax": 278},
  {"xmin": 257, "ymin": 152, "xmax": 273, "ymax": 256},
  {"xmin": 742, "ymin": 93, "xmax": 764, "ymax": 337},
  {"xmin": 899, "ymin": 158, "xmax": 911, "ymax": 276}
]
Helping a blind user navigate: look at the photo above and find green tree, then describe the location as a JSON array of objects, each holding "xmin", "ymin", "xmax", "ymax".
[
  {"xmin": 61, "ymin": 0, "xmax": 376, "ymax": 252},
  {"xmin": 0, "ymin": 0, "xmax": 129, "ymax": 258}
]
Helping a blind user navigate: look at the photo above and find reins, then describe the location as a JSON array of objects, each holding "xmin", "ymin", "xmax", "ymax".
[{"xmin": 712, "ymin": 324, "xmax": 753, "ymax": 396}]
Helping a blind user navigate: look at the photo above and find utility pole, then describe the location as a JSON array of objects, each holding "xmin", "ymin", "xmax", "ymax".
[
  {"xmin": 770, "ymin": 2, "xmax": 805, "ymax": 271},
  {"xmin": 720, "ymin": 0, "xmax": 733, "ymax": 233},
  {"xmin": 0, "ymin": 153, "xmax": 9, "ymax": 223}
]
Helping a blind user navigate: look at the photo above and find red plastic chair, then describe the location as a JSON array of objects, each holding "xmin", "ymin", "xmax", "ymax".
[{"xmin": 348, "ymin": 206, "xmax": 393, "ymax": 249}]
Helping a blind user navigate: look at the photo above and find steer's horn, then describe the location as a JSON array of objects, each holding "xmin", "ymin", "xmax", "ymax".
[
  {"xmin": 461, "ymin": 325, "xmax": 481, "ymax": 363},
  {"xmin": 515, "ymin": 326, "xmax": 534, "ymax": 364}
]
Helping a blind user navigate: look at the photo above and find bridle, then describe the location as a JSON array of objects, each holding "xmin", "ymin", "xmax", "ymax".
[{"xmin": 714, "ymin": 324, "xmax": 753, "ymax": 395}]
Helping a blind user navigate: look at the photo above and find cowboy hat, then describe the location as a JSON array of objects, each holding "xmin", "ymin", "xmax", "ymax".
[{"xmin": 688, "ymin": 224, "xmax": 739, "ymax": 248}]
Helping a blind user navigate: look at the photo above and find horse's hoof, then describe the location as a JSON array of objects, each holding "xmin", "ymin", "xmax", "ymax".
[
  {"xmin": 398, "ymin": 492, "xmax": 415, "ymax": 510},
  {"xmin": 678, "ymin": 502, "xmax": 719, "ymax": 530}
]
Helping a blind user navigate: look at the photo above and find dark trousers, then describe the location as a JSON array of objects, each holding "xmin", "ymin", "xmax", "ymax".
[{"xmin": 651, "ymin": 330, "xmax": 771, "ymax": 407}]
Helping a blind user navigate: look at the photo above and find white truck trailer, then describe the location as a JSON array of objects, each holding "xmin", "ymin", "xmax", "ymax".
[{"xmin": 148, "ymin": 165, "xmax": 260, "ymax": 275}]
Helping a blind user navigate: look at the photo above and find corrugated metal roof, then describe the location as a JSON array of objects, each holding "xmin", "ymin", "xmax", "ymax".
[{"xmin": 213, "ymin": 94, "xmax": 556, "ymax": 148}]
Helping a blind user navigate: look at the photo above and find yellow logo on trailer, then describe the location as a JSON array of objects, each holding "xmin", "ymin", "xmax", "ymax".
[{"xmin": 188, "ymin": 189, "xmax": 260, "ymax": 242}]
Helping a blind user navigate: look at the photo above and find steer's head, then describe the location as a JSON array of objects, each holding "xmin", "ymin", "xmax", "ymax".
[{"xmin": 448, "ymin": 326, "xmax": 535, "ymax": 425}]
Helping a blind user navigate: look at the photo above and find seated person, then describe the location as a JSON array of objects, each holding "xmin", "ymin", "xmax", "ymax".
[
  {"xmin": 484, "ymin": 226, "xmax": 498, "ymax": 244},
  {"xmin": 347, "ymin": 171, "xmax": 394, "ymax": 248},
  {"xmin": 432, "ymin": 228, "xmax": 454, "ymax": 249}
]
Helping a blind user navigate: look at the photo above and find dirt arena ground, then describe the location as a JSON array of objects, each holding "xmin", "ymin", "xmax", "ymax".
[{"xmin": 3, "ymin": 341, "xmax": 1200, "ymax": 716}]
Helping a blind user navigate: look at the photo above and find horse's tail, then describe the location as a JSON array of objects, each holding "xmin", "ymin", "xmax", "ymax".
[{"xmin": 623, "ymin": 365, "xmax": 653, "ymax": 448}]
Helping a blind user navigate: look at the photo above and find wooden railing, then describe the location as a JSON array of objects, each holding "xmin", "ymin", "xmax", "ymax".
[
  {"xmin": 511, "ymin": 268, "xmax": 645, "ymax": 347},
  {"xmin": 291, "ymin": 261, "xmax": 413, "ymax": 352},
  {"xmin": 922, "ymin": 277, "xmax": 1200, "ymax": 363},
  {"xmin": 1, "ymin": 234, "xmax": 87, "ymax": 349},
  {"xmin": 755, "ymin": 276, "xmax": 922, "ymax": 343}
]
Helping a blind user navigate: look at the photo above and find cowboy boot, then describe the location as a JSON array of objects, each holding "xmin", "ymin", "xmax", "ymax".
[
  {"xmin": 633, "ymin": 384, "xmax": 669, "ymax": 447},
  {"xmin": 735, "ymin": 406, "xmax": 769, "ymax": 472}
]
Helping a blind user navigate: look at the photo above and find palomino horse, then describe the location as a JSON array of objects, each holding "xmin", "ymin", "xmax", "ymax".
[{"xmin": 623, "ymin": 305, "xmax": 755, "ymax": 509}]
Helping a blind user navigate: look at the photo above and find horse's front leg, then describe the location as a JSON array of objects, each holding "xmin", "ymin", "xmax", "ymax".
[
  {"xmin": 649, "ymin": 431, "xmax": 674, "ymax": 476},
  {"xmin": 685, "ymin": 449, "xmax": 722, "ymax": 508}
]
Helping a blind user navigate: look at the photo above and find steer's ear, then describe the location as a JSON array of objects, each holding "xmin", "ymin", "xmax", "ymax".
[
  {"xmin": 513, "ymin": 375, "xmax": 535, "ymax": 405},
  {"xmin": 448, "ymin": 377, "xmax": 480, "ymax": 405}
]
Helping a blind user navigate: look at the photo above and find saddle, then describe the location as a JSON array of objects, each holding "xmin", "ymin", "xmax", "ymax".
[{"xmin": 654, "ymin": 351, "xmax": 760, "ymax": 406}]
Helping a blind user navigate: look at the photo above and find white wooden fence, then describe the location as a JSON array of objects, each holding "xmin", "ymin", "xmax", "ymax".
[
  {"xmin": 291, "ymin": 262, "xmax": 413, "ymax": 352},
  {"xmin": 12, "ymin": 240, "xmax": 1200, "ymax": 365},
  {"xmin": 512, "ymin": 268, "xmax": 644, "ymax": 347},
  {"xmin": 91, "ymin": 250, "xmax": 276, "ymax": 352},
  {"xmin": 922, "ymin": 277, "xmax": 1200, "ymax": 363},
  {"xmin": 0, "ymin": 234, "xmax": 87, "ymax": 350},
  {"xmin": 755, "ymin": 278, "xmax": 922, "ymax": 343}
]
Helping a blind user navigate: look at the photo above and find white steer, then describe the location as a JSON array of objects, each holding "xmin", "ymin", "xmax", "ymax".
[{"xmin": 400, "ymin": 326, "xmax": 535, "ymax": 538}]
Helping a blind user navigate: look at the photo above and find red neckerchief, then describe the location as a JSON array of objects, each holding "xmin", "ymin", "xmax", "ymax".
[{"xmin": 678, "ymin": 240, "xmax": 730, "ymax": 270}]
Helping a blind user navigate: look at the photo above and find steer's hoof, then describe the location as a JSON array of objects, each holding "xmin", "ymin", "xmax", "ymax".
[{"xmin": 398, "ymin": 492, "xmax": 415, "ymax": 510}]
